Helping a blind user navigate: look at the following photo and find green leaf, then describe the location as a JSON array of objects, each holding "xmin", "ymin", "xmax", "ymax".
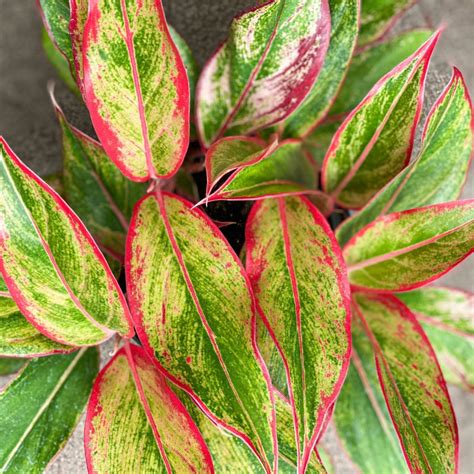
[
  {"xmin": 397, "ymin": 287, "xmax": 474, "ymax": 391},
  {"xmin": 344, "ymin": 200, "xmax": 474, "ymax": 291},
  {"xmin": 0, "ymin": 358, "xmax": 25, "ymax": 376},
  {"xmin": 0, "ymin": 296, "xmax": 73, "ymax": 357},
  {"xmin": 245, "ymin": 196, "xmax": 351, "ymax": 470},
  {"xmin": 126, "ymin": 192, "xmax": 277, "ymax": 471},
  {"xmin": 337, "ymin": 67, "xmax": 473, "ymax": 246},
  {"xmin": 353, "ymin": 292, "xmax": 458, "ymax": 473},
  {"xmin": 41, "ymin": 28, "xmax": 81, "ymax": 97},
  {"xmin": 331, "ymin": 29, "xmax": 433, "ymax": 117},
  {"xmin": 51, "ymin": 91, "xmax": 147, "ymax": 259},
  {"xmin": 196, "ymin": 0, "xmax": 331, "ymax": 147},
  {"xmin": 85, "ymin": 343, "xmax": 213, "ymax": 473},
  {"xmin": 82, "ymin": 0, "xmax": 190, "ymax": 181},
  {"xmin": 0, "ymin": 138, "xmax": 133, "ymax": 346},
  {"xmin": 38, "ymin": 0, "xmax": 74, "ymax": 71},
  {"xmin": 205, "ymin": 136, "xmax": 279, "ymax": 196},
  {"xmin": 303, "ymin": 121, "xmax": 341, "ymax": 166},
  {"xmin": 321, "ymin": 32, "xmax": 439, "ymax": 209},
  {"xmin": 358, "ymin": 0, "xmax": 416, "ymax": 46},
  {"xmin": 205, "ymin": 141, "xmax": 318, "ymax": 203},
  {"xmin": 334, "ymin": 319, "xmax": 407, "ymax": 474},
  {"xmin": 0, "ymin": 348, "xmax": 99, "ymax": 473},
  {"xmin": 282, "ymin": 0, "xmax": 360, "ymax": 138}
]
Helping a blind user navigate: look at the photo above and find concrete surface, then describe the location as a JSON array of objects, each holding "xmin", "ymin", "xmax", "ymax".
[{"xmin": 0, "ymin": 0, "xmax": 472, "ymax": 472}]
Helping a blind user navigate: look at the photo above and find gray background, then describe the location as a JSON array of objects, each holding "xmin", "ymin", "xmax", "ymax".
[{"xmin": 0, "ymin": 0, "xmax": 472, "ymax": 472}]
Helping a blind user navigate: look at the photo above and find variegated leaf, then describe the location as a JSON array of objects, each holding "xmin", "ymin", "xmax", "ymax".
[
  {"xmin": 37, "ymin": 0, "xmax": 75, "ymax": 73},
  {"xmin": 205, "ymin": 136, "xmax": 279, "ymax": 196},
  {"xmin": 85, "ymin": 343, "xmax": 213, "ymax": 473},
  {"xmin": 42, "ymin": 28, "xmax": 81, "ymax": 97},
  {"xmin": 196, "ymin": 0, "xmax": 331, "ymax": 147},
  {"xmin": 126, "ymin": 192, "xmax": 277, "ymax": 471},
  {"xmin": 337, "ymin": 67, "xmax": 473, "ymax": 246},
  {"xmin": 344, "ymin": 200, "xmax": 474, "ymax": 291},
  {"xmin": 282, "ymin": 0, "xmax": 360, "ymax": 138},
  {"xmin": 52, "ymin": 92, "xmax": 147, "ymax": 259},
  {"xmin": 321, "ymin": 32, "xmax": 439, "ymax": 209},
  {"xmin": 397, "ymin": 287, "xmax": 474, "ymax": 391},
  {"xmin": 82, "ymin": 0, "xmax": 190, "ymax": 180},
  {"xmin": 0, "ymin": 296, "xmax": 74, "ymax": 357},
  {"xmin": 245, "ymin": 196, "xmax": 351, "ymax": 471},
  {"xmin": 358, "ymin": 0, "xmax": 417, "ymax": 46},
  {"xmin": 334, "ymin": 319, "xmax": 407, "ymax": 474},
  {"xmin": 0, "ymin": 138, "xmax": 133, "ymax": 346},
  {"xmin": 331, "ymin": 29, "xmax": 433, "ymax": 118},
  {"xmin": 353, "ymin": 292, "xmax": 458, "ymax": 473},
  {"xmin": 0, "ymin": 358, "xmax": 25, "ymax": 376},
  {"xmin": 303, "ymin": 121, "xmax": 340, "ymax": 166},
  {"xmin": 1, "ymin": 348, "xmax": 99, "ymax": 473},
  {"xmin": 204, "ymin": 141, "xmax": 318, "ymax": 203}
]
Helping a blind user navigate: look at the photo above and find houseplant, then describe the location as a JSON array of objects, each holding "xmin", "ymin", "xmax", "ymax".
[{"xmin": 0, "ymin": 0, "xmax": 472, "ymax": 472}]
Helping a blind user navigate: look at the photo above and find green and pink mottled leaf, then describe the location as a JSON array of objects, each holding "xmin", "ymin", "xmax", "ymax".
[
  {"xmin": 0, "ymin": 138, "xmax": 133, "ymax": 346},
  {"xmin": 358, "ymin": 0, "xmax": 417, "ymax": 46},
  {"xmin": 51, "ymin": 91, "xmax": 147, "ymax": 259},
  {"xmin": 196, "ymin": 0, "xmax": 331, "ymax": 147},
  {"xmin": 0, "ymin": 296, "xmax": 74, "ymax": 357},
  {"xmin": 1, "ymin": 348, "xmax": 99, "ymax": 473},
  {"xmin": 0, "ymin": 358, "xmax": 25, "ymax": 376},
  {"xmin": 246, "ymin": 195, "xmax": 351, "ymax": 471},
  {"xmin": 85, "ymin": 344, "xmax": 213, "ymax": 473},
  {"xmin": 333, "ymin": 319, "xmax": 407, "ymax": 474},
  {"xmin": 321, "ymin": 32, "xmax": 439, "ymax": 209},
  {"xmin": 353, "ymin": 292, "xmax": 458, "ymax": 473},
  {"xmin": 126, "ymin": 192, "xmax": 277, "ymax": 471},
  {"xmin": 344, "ymin": 200, "xmax": 474, "ymax": 291},
  {"xmin": 282, "ymin": 0, "xmax": 360, "ymax": 138},
  {"xmin": 330, "ymin": 29, "xmax": 432, "ymax": 118},
  {"xmin": 397, "ymin": 287, "xmax": 474, "ymax": 391},
  {"xmin": 337, "ymin": 67, "xmax": 473, "ymax": 246},
  {"xmin": 205, "ymin": 136, "xmax": 279, "ymax": 195},
  {"xmin": 82, "ymin": 0, "xmax": 190, "ymax": 181},
  {"xmin": 204, "ymin": 140, "xmax": 318, "ymax": 203}
]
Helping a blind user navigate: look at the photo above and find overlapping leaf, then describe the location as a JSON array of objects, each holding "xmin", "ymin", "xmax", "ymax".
[
  {"xmin": 321, "ymin": 32, "xmax": 439, "ymax": 208},
  {"xmin": 397, "ymin": 287, "xmax": 474, "ymax": 391},
  {"xmin": 82, "ymin": 0, "xmax": 190, "ymax": 180},
  {"xmin": 283, "ymin": 0, "xmax": 360, "ymax": 138},
  {"xmin": 353, "ymin": 292, "xmax": 458, "ymax": 473},
  {"xmin": 246, "ymin": 196, "xmax": 351, "ymax": 470},
  {"xmin": 196, "ymin": 0, "xmax": 331, "ymax": 147},
  {"xmin": 0, "ymin": 296, "xmax": 74, "ymax": 357},
  {"xmin": 334, "ymin": 319, "xmax": 407, "ymax": 474},
  {"xmin": 126, "ymin": 192, "xmax": 277, "ymax": 471},
  {"xmin": 0, "ymin": 138, "xmax": 133, "ymax": 346},
  {"xmin": 204, "ymin": 141, "xmax": 318, "ymax": 203},
  {"xmin": 0, "ymin": 348, "xmax": 99, "ymax": 473},
  {"xmin": 358, "ymin": 0, "xmax": 416, "ymax": 46},
  {"xmin": 337, "ymin": 67, "xmax": 473, "ymax": 246},
  {"xmin": 0, "ymin": 358, "xmax": 25, "ymax": 376},
  {"xmin": 344, "ymin": 200, "xmax": 474, "ymax": 291},
  {"xmin": 331, "ymin": 29, "xmax": 433, "ymax": 118},
  {"xmin": 85, "ymin": 343, "xmax": 213, "ymax": 473},
  {"xmin": 52, "ymin": 92, "xmax": 147, "ymax": 259}
]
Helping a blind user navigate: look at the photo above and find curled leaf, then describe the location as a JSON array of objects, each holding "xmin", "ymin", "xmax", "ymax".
[{"xmin": 196, "ymin": 0, "xmax": 331, "ymax": 147}]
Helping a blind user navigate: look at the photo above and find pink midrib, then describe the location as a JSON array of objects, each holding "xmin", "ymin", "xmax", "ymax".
[
  {"xmin": 120, "ymin": 0, "xmax": 156, "ymax": 179},
  {"xmin": 124, "ymin": 343, "xmax": 173, "ymax": 474},
  {"xmin": 354, "ymin": 300, "xmax": 433, "ymax": 472},
  {"xmin": 155, "ymin": 192, "xmax": 272, "ymax": 472},
  {"xmin": 347, "ymin": 219, "xmax": 472, "ymax": 273}
]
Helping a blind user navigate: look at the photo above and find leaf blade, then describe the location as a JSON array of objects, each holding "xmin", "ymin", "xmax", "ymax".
[
  {"xmin": 246, "ymin": 196, "xmax": 351, "ymax": 470},
  {"xmin": 83, "ymin": 0, "xmax": 190, "ymax": 180}
]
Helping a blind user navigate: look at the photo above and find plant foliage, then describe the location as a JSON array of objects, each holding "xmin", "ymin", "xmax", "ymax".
[{"xmin": 0, "ymin": 0, "xmax": 472, "ymax": 472}]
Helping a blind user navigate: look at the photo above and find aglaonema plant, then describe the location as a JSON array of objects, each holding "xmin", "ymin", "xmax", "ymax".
[{"xmin": 0, "ymin": 0, "xmax": 472, "ymax": 472}]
